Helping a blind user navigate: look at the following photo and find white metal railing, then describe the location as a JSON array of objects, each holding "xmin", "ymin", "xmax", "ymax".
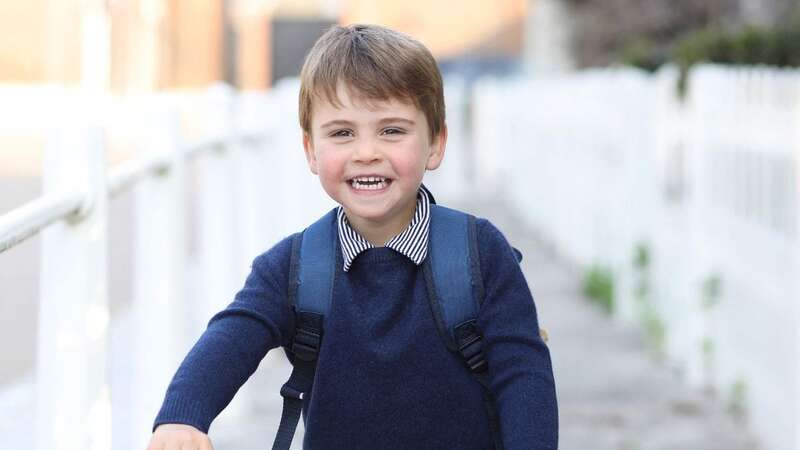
[
  {"xmin": 0, "ymin": 139, "xmax": 212, "ymax": 254},
  {"xmin": 0, "ymin": 190, "xmax": 85, "ymax": 253},
  {"xmin": 472, "ymin": 63, "xmax": 800, "ymax": 450}
]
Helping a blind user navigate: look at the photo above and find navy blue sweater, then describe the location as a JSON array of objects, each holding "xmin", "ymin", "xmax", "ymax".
[{"xmin": 153, "ymin": 216, "xmax": 559, "ymax": 449}]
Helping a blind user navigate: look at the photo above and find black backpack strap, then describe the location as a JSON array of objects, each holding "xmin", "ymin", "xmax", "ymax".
[
  {"xmin": 424, "ymin": 204, "xmax": 504, "ymax": 450},
  {"xmin": 272, "ymin": 311, "xmax": 321, "ymax": 450},
  {"xmin": 272, "ymin": 208, "xmax": 338, "ymax": 450},
  {"xmin": 455, "ymin": 320, "xmax": 504, "ymax": 450}
]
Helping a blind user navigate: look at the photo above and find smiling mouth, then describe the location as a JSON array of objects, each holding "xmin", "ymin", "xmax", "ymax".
[{"xmin": 348, "ymin": 176, "xmax": 392, "ymax": 191}]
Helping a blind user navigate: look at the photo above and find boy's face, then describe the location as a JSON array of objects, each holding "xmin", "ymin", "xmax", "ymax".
[{"xmin": 303, "ymin": 83, "xmax": 446, "ymax": 238}]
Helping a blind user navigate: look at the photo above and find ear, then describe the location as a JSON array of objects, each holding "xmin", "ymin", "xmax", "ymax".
[
  {"xmin": 303, "ymin": 132, "xmax": 319, "ymax": 175},
  {"xmin": 425, "ymin": 123, "xmax": 447, "ymax": 171}
]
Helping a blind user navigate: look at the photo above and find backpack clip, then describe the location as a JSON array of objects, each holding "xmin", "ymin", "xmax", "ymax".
[
  {"xmin": 291, "ymin": 326, "xmax": 321, "ymax": 362},
  {"xmin": 455, "ymin": 320, "xmax": 488, "ymax": 374},
  {"xmin": 290, "ymin": 310, "xmax": 323, "ymax": 362}
]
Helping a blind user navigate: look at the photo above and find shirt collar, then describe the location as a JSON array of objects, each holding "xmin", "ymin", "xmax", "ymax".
[{"xmin": 336, "ymin": 186, "xmax": 432, "ymax": 272}]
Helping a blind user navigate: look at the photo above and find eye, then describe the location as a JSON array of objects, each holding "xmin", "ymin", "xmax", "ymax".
[
  {"xmin": 381, "ymin": 127, "xmax": 405, "ymax": 136},
  {"xmin": 330, "ymin": 129, "xmax": 354, "ymax": 138}
]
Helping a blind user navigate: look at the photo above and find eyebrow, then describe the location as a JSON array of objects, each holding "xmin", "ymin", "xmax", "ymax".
[
  {"xmin": 320, "ymin": 117, "xmax": 416, "ymax": 129},
  {"xmin": 376, "ymin": 117, "xmax": 415, "ymax": 126},
  {"xmin": 319, "ymin": 119, "xmax": 355, "ymax": 129}
]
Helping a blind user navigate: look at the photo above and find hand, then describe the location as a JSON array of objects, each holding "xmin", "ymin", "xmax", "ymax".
[{"xmin": 147, "ymin": 423, "xmax": 214, "ymax": 450}]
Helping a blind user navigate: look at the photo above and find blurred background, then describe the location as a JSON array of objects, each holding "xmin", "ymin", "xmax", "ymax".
[{"xmin": 0, "ymin": 0, "xmax": 798, "ymax": 449}]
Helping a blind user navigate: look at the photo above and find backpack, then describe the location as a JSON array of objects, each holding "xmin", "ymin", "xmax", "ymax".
[{"xmin": 270, "ymin": 200, "xmax": 546, "ymax": 450}]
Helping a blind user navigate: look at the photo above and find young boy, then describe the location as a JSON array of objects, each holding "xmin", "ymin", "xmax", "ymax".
[{"xmin": 147, "ymin": 24, "xmax": 558, "ymax": 450}]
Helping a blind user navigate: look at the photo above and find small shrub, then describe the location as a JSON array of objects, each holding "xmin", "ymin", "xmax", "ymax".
[
  {"xmin": 701, "ymin": 274, "xmax": 722, "ymax": 311},
  {"xmin": 640, "ymin": 305, "xmax": 666, "ymax": 358},
  {"xmin": 632, "ymin": 242, "xmax": 650, "ymax": 302},
  {"xmin": 618, "ymin": 39, "xmax": 666, "ymax": 72},
  {"xmin": 671, "ymin": 10, "xmax": 800, "ymax": 97},
  {"xmin": 582, "ymin": 265, "xmax": 614, "ymax": 314},
  {"xmin": 701, "ymin": 336, "xmax": 715, "ymax": 357},
  {"xmin": 727, "ymin": 377, "xmax": 748, "ymax": 420},
  {"xmin": 632, "ymin": 242, "xmax": 650, "ymax": 270},
  {"xmin": 629, "ymin": 242, "xmax": 663, "ymax": 357}
]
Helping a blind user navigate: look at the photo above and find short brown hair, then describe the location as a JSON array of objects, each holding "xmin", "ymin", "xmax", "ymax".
[{"xmin": 298, "ymin": 24, "xmax": 445, "ymax": 140}]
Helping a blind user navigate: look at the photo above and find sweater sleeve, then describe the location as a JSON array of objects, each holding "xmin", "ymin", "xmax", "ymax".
[
  {"xmin": 475, "ymin": 219, "xmax": 559, "ymax": 450},
  {"xmin": 152, "ymin": 234, "xmax": 297, "ymax": 434}
]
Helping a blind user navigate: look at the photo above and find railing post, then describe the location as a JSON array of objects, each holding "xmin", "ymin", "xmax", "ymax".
[
  {"xmin": 197, "ymin": 84, "xmax": 241, "ymax": 326},
  {"xmin": 234, "ymin": 91, "xmax": 271, "ymax": 271},
  {"xmin": 198, "ymin": 84, "xmax": 252, "ymax": 427},
  {"xmin": 270, "ymin": 79, "xmax": 325, "ymax": 232},
  {"xmin": 426, "ymin": 77, "xmax": 468, "ymax": 202},
  {"xmin": 245, "ymin": 92, "xmax": 283, "ymax": 248},
  {"xmin": 37, "ymin": 116, "xmax": 110, "ymax": 450},
  {"xmin": 129, "ymin": 96, "xmax": 189, "ymax": 450},
  {"xmin": 651, "ymin": 66, "xmax": 691, "ymax": 366},
  {"xmin": 684, "ymin": 67, "xmax": 712, "ymax": 388}
]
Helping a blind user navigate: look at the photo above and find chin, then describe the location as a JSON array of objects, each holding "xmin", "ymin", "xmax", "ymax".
[{"xmin": 345, "ymin": 205, "xmax": 389, "ymax": 221}]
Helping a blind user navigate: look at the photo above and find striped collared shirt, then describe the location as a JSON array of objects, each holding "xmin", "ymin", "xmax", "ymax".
[{"xmin": 337, "ymin": 186, "xmax": 432, "ymax": 272}]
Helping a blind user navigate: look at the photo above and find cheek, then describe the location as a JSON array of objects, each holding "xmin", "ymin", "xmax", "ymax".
[
  {"xmin": 315, "ymin": 149, "xmax": 346, "ymax": 183},
  {"xmin": 390, "ymin": 142, "xmax": 428, "ymax": 178}
]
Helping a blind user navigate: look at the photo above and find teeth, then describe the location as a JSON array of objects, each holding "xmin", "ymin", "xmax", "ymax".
[{"xmin": 350, "ymin": 177, "xmax": 390, "ymax": 191}]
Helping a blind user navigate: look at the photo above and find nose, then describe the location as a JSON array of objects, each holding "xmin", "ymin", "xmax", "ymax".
[{"xmin": 351, "ymin": 137, "xmax": 381, "ymax": 163}]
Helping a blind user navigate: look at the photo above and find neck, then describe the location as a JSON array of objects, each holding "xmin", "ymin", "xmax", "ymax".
[{"xmin": 345, "ymin": 198, "xmax": 417, "ymax": 246}]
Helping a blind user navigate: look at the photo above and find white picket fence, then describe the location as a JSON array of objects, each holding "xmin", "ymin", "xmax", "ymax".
[{"xmin": 472, "ymin": 63, "xmax": 800, "ymax": 450}]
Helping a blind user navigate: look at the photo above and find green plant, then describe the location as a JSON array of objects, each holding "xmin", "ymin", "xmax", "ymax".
[
  {"xmin": 697, "ymin": 273, "xmax": 723, "ymax": 388},
  {"xmin": 618, "ymin": 39, "xmax": 666, "ymax": 72},
  {"xmin": 701, "ymin": 274, "xmax": 722, "ymax": 311},
  {"xmin": 632, "ymin": 241, "xmax": 650, "ymax": 270},
  {"xmin": 632, "ymin": 243, "xmax": 651, "ymax": 303},
  {"xmin": 582, "ymin": 265, "xmax": 614, "ymax": 314},
  {"xmin": 670, "ymin": 10, "xmax": 800, "ymax": 97},
  {"xmin": 639, "ymin": 304, "xmax": 666, "ymax": 358},
  {"xmin": 700, "ymin": 336, "xmax": 716, "ymax": 387},
  {"xmin": 727, "ymin": 376, "xmax": 748, "ymax": 420},
  {"xmin": 632, "ymin": 241, "xmax": 650, "ymax": 302},
  {"xmin": 701, "ymin": 336, "xmax": 714, "ymax": 357},
  {"xmin": 629, "ymin": 242, "xmax": 664, "ymax": 357},
  {"xmin": 633, "ymin": 279, "xmax": 648, "ymax": 303}
]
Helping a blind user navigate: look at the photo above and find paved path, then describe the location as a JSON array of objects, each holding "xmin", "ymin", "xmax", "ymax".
[{"xmin": 204, "ymin": 199, "xmax": 762, "ymax": 450}]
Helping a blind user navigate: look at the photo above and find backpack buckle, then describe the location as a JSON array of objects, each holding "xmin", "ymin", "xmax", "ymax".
[
  {"xmin": 455, "ymin": 321, "xmax": 488, "ymax": 374},
  {"xmin": 291, "ymin": 326, "xmax": 321, "ymax": 362},
  {"xmin": 458, "ymin": 334, "xmax": 488, "ymax": 373}
]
